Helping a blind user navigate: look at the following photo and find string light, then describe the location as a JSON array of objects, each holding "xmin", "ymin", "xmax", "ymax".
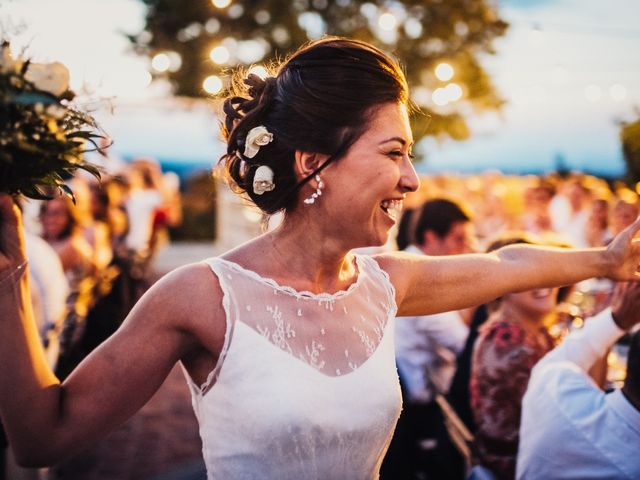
[
  {"xmin": 211, "ymin": 0, "xmax": 231, "ymax": 8},
  {"xmin": 151, "ymin": 53, "xmax": 170, "ymax": 72},
  {"xmin": 209, "ymin": 46, "xmax": 230, "ymax": 64},
  {"xmin": 435, "ymin": 62, "xmax": 454, "ymax": 81},
  {"xmin": 378, "ymin": 12, "xmax": 398, "ymax": 31},
  {"xmin": 203, "ymin": 75, "xmax": 223, "ymax": 94},
  {"xmin": 248, "ymin": 65, "xmax": 268, "ymax": 79}
]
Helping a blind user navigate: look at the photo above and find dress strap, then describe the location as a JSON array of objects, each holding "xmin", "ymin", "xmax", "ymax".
[
  {"xmin": 187, "ymin": 257, "xmax": 237, "ymax": 395},
  {"xmin": 357, "ymin": 255, "xmax": 398, "ymax": 317}
]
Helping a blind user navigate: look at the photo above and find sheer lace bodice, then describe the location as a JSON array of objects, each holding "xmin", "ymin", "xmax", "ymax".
[{"xmin": 182, "ymin": 254, "xmax": 402, "ymax": 480}]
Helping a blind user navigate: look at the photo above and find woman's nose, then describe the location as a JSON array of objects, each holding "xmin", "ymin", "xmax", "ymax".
[{"xmin": 399, "ymin": 157, "xmax": 420, "ymax": 193}]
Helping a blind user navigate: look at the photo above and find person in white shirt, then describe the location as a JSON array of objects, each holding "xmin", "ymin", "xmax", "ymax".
[
  {"xmin": 24, "ymin": 232, "xmax": 69, "ymax": 368},
  {"xmin": 383, "ymin": 198, "xmax": 476, "ymax": 480},
  {"xmin": 550, "ymin": 177, "xmax": 591, "ymax": 248},
  {"xmin": 517, "ymin": 281, "xmax": 640, "ymax": 479},
  {"xmin": 124, "ymin": 159, "xmax": 164, "ymax": 255}
]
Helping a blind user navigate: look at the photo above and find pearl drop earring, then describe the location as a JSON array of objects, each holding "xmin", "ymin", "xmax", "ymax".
[{"xmin": 303, "ymin": 174, "xmax": 324, "ymax": 205}]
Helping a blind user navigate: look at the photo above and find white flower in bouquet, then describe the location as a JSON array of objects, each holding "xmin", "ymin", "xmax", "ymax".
[
  {"xmin": 0, "ymin": 40, "xmax": 104, "ymax": 200},
  {"xmin": 25, "ymin": 62, "xmax": 70, "ymax": 97}
]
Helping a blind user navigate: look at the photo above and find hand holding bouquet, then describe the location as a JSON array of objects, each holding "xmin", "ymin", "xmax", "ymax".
[{"xmin": 0, "ymin": 41, "xmax": 103, "ymax": 200}]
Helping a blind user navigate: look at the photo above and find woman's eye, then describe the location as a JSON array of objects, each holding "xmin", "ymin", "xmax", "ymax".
[{"xmin": 387, "ymin": 150, "xmax": 415, "ymax": 161}]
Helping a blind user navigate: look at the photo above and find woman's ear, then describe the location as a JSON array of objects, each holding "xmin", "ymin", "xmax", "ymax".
[{"xmin": 293, "ymin": 151, "xmax": 330, "ymax": 181}]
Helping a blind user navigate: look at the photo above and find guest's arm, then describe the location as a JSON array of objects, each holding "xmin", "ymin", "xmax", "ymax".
[{"xmin": 533, "ymin": 282, "xmax": 640, "ymax": 375}]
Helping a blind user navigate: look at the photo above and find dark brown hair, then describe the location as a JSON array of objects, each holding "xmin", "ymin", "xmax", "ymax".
[
  {"xmin": 413, "ymin": 198, "xmax": 471, "ymax": 246},
  {"xmin": 219, "ymin": 37, "xmax": 409, "ymax": 215}
]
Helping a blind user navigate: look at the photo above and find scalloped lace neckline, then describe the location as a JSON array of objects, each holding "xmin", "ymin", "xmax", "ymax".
[{"xmin": 215, "ymin": 255, "xmax": 363, "ymax": 301}]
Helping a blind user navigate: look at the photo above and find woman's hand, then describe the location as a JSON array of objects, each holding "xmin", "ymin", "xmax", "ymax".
[
  {"xmin": 0, "ymin": 194, "xmax": 28, "ymax": 288},
  {"xmin": 604, "ymin": 216, "xmax": 640, "ymax": 281}
]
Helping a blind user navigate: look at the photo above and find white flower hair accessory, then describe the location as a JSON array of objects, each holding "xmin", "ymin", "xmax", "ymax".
[
  {"xmin": 253, "ymin": 165, "xmax": 275, "ymax": 195},
  {"xmin": 244, "ymin": 125, "xmax": 273, "ymax": 159}
]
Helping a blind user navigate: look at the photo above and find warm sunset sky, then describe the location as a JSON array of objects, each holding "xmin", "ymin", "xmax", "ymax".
[{"xmin": 1, "ymin": 0, "xmax": 639, "ymax": 176}]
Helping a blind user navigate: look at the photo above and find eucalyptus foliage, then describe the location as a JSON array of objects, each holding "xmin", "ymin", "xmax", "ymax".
[{"xmin": 0, "ymin": 41, "xmax": 103, "ymax": 200}]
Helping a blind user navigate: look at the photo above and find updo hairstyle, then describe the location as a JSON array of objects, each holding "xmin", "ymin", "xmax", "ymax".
[{"xmin": 220, "ymin": 37, "xmax": 409, "ymax": 215}]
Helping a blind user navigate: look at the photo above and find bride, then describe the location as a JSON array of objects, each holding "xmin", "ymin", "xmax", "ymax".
[{"xmin": 1, "ymin": 37, "xmax": 640, "ymax": 479}]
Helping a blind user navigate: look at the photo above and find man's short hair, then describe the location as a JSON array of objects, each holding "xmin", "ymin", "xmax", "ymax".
[{"xmin": 413, "ymin": 198, "xmax": 471, "ymax": 246}]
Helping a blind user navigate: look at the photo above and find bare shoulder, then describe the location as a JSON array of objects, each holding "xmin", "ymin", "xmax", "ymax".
[
  {"xmin": 371, "ymin": 251, "xmax": 439, "ymax": 313},
  {"xmin": 148, "ymin": 261, "xmax": 222, "ymax": 311},
  {"xmin": 125, "ymin": 260, "xmax": 227, "ymax": 357},
  {"xmin": 371, "ymin": 251, "xmax": 427, "ymax": 280}
]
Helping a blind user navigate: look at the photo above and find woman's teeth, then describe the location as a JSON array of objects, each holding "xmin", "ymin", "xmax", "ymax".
[{"xmin": 381, "ymin": 199, "xmax": 403, "ymax": 220}]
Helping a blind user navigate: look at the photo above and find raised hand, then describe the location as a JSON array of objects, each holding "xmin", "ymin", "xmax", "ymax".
[{"xmin": 604, "ymin": 216, "xmax": 640, "ymax": 281}]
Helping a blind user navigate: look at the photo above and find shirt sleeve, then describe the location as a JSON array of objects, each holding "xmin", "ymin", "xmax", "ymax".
[
  {"xmin": 531, "ymin": 307, "xmax": 624, "ymax": 380},
  {"xmin": 416, "ymin": 311, "xmax": 469, "ymax": 353}
]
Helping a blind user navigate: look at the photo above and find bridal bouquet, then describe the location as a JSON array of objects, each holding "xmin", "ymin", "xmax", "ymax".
[{"xmin": 0, "ymin": 41, "xmax": 103, "ymax": 200}]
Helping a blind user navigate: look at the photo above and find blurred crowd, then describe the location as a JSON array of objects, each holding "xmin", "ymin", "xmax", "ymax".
[
  {"xmin": 381, "ymin": 170, "xmax": 640, "ymax": 480},
  {"xmin": 20, "ymin": 155, "xmax": 182, "ymax": 378},
  {"xmin": 403, "ymin": 170, "xmax": 638, "ymax": 251}
]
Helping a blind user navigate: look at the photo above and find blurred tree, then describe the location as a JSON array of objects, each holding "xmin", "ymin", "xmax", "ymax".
[
  {"xmin": 131, "ymin": 0, "xmax": 508, "ymax": 146},
  {"xmin": 621, "ymin": 115, "xmax": 640, "ymax": 185}
]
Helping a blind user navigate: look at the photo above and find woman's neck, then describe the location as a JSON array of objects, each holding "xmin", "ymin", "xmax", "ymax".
[
  {"xmin": 268, "ymin": 223, "xmax": 357, "ymax": 291},
  {"xmin": 226, "ymin": 217, "xmax": 360, "ymax": 295}
]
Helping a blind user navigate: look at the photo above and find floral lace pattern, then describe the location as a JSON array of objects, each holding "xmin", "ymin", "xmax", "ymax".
[{"xmin": 208, "ymin": 254, "xmax": 396, "ymax": 380}]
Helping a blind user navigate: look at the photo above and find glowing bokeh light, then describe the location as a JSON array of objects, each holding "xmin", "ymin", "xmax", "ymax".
[
  {"xmin": 435, "ymin": 62, "xmax": 454, "ymax": 81},
  {"xmin": 228, "ymin": 4, "xmax": 244, "ymax": 18},
  {"xmin": 203, "ymin": 75, "xmax": 223, "ymax": 94},
  {"xmin": 255, "ymin": 10, "xmax": 270, "ymax": 25},
  {"xmin": 209, "ymin": 46, "xmax": 230, "ymax": 64},
  {"xmin": 445, "ymin": 83, "xmax": 463, "ymax": 101},
  {"xmin": 404, "ymin": 18, "xmax": 423, "ymax": 39},
  {"xmin": 378, "ymin": 12, "xmax": 398, "ymax": 31},
  {"xmin": 432, "ymin": 88, "xmax": 449, "ymax": 106},
  {"xmin": 151, "ymin": 53, "xmax": 170, "ymax": 72},
  {"xmin": 248, "ymin": 65, "xmax": 269, "ymax": 79},
  {"xmin": 205, "ymin": 18, "xmax": 221, "ymax": 34},
  {"xmin": 211, "ymin": 0, "xmax": 231, "ymax": 8},
  {"xmin": 166, "ymin": 51, "xmax": 182, "ymax": 72}
]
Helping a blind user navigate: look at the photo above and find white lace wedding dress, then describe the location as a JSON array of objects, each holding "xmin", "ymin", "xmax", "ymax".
[{"xmin": 181, "ymin": 254, "xmax": 401, "ymax": 480}]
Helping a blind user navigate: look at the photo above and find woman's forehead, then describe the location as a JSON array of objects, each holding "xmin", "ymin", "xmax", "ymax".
[{"xmin": 363, "ymin": 103, "xmax": 413, "ymax": 144}]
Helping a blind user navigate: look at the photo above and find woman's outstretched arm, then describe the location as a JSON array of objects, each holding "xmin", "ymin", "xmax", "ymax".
[
  {"xmin": 378, "ymin": 217, "xmax": 640, "ymax": 316},
  {"xmin": 0, "ymin": 194, "xmax": 222, "ymax": 467}
]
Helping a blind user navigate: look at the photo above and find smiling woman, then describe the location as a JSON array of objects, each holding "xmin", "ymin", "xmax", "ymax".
[{"xmin": 1, "ymin": 36, "xmax": 640, "ymax": 480}]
